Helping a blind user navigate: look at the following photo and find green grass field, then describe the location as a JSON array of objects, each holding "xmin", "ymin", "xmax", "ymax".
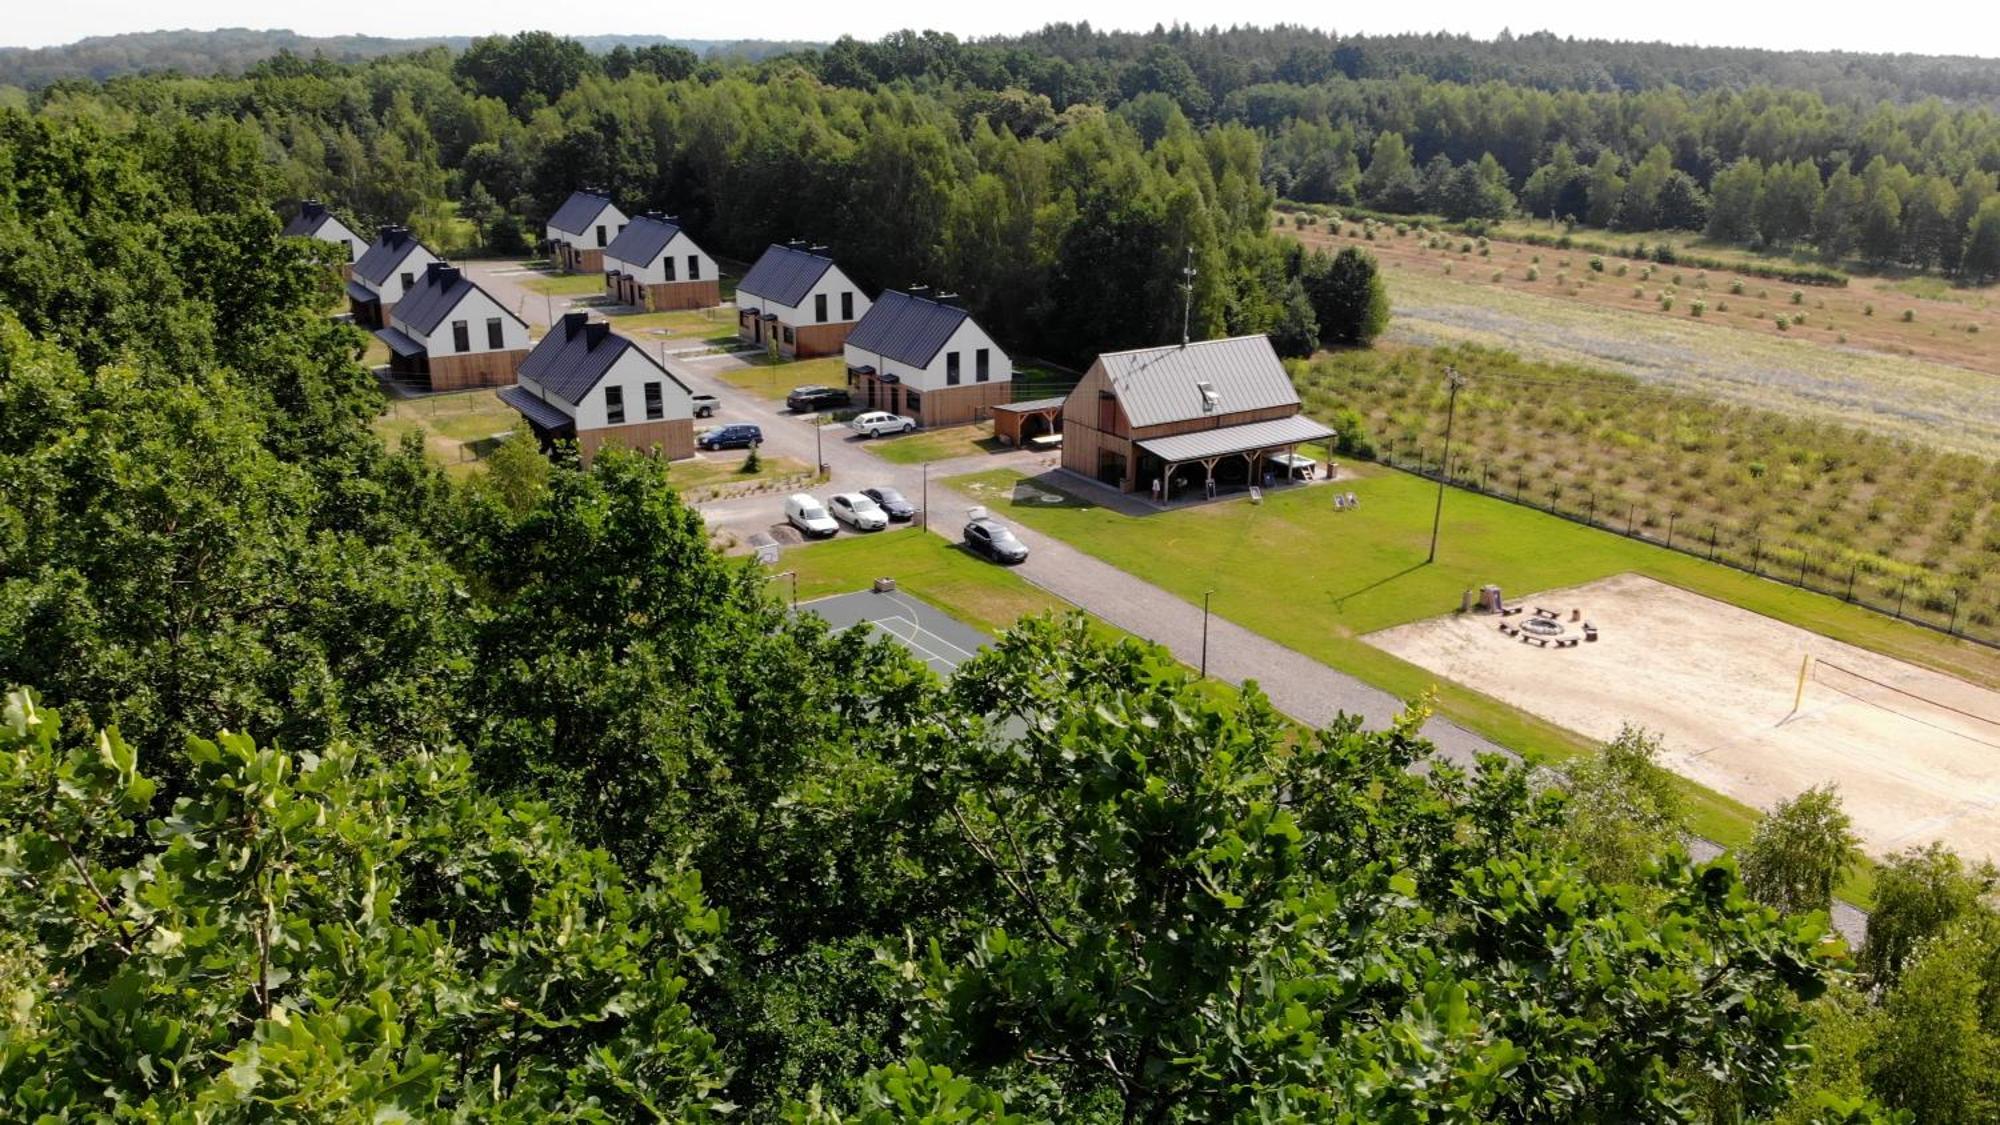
[
  {"xmin": 669, "ymin": 451, "xmax": 812, "ymax": 491},
  {"xmin": 783, "ymin": 531, "xmax": 1073, "ymax": 635},
  {"xmin": 518, "ymin": 272, "xmax": 606, "ymax": 297},
  {"xmin": 610, "ymin": 306, "xmax": 739, "ymax": 342},
  {"xmin": 863, "ymin": 423, "xmax": 1006, "ymax": 465},
  {"xmin": 721, "ymin": 356, "xmax": 847, "ymax": 401}
]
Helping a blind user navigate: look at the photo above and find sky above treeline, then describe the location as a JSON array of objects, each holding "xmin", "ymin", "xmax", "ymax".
[{"xmin": 7, "ymin": 0, "xmax": 1998, "ymax": 57}]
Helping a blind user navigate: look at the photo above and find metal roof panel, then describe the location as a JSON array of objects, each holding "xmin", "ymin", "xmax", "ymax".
[
  {"xmin": 844, "ymin": 289, "xmax": 972, "ymax": 368},
  {"xmin": 1134, "ymin": 414, "xmax": 1334, "ymax": 464},
  {"xmin": 1098, "ymin": 335, "xmax": 1299, "ymax": 429}
]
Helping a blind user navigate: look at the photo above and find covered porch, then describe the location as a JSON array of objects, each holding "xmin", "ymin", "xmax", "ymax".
[
  {"xmin": 1135, "ymin": 415, "xmax": 1335, "ymax": 504},
  {"xmin": 497, "ymin": 385, "xmax": 577, "ymax": 453},
  {"xmin": 374, "ymin": 325, "xmax": 428, "ymax": 379},
  {"xmin": 992, "ymin": 396, "xmax": 1066, "ymax": 447}
]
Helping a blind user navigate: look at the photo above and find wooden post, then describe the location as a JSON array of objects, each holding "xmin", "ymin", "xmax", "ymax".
[{"xmin": 1793, "ymin": 653, "xmax": 1812, "ymax": 715}]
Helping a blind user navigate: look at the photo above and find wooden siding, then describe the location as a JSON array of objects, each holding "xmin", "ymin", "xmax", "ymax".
[
  {"xmin": 426, "ymin": 348, "xmax": 529, "ymax": 392},
  {"xmin": 577, "ymin": 417, "xmax": 694, "ymax": 466},
  {"xmin": 786, "ymin": 321, "xmax": 855, "ymax": 358},
  {"xmin": 1058, "ymin": 357, "xmax": 1303, "ymax": 491},
  {"xmin": 639, "ymin": 278, "xmax": 720, "ymax": 311}
]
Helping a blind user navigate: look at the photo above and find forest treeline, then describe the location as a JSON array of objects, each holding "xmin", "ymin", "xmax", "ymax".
[{"xmin": 5, "ymin": 41, "xmax": 2000, "ymax": 1122}]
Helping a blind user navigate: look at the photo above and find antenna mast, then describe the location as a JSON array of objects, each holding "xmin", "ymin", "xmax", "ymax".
[{"xmin": 1180, "ymin": 245, "xmax": 1197, "ymax": 349}]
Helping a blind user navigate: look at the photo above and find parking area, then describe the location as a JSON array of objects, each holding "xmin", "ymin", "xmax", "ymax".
[{"xmin": 802, "ymin": 588, "xmax": 990, "ymax": 676}]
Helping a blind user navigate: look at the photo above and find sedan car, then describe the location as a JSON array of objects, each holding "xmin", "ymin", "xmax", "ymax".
[
  {"xmin": 964, "ymin": 517, "xmax": 1029, "ymax": 564},
  {"xmin": 785, "ymin": 385, "xmax": 851, "ymax": 413},
  {"xmin": 697, "ymin": 423, "xmax": 763, "ymax": 451},
  {"xmin": 862, "ymin": 486, "xmax": 915, "ymax": 522},
  {"xmin": 828, "ymin": 492, "xmax": 890, "ymax": 531},
  {"xmin": 847, "ymin": 411, "xmax": 917, "ymax": 438}
]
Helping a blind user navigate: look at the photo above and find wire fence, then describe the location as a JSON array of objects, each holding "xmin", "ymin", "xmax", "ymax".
[{"xmin": 1373, "ymin": 439, "xmax": 2000, "ymax": 652}]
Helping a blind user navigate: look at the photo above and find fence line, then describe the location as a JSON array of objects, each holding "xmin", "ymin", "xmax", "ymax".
[{"xmin": 1371, "ymin": 443, "xmax": 1999, "ymax": 652}]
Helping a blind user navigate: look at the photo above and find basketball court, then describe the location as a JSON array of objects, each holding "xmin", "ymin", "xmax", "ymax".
[
  {"xmin": 1367, "ymin": 572, "xmax": 2000, "ymax": 861},
  {"xmin": 802, "ymin": 588, "xmax": 990, "ymax": 677}
]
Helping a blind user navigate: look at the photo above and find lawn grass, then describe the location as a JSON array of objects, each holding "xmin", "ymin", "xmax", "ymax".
[
  {"xmin": 669, "ymin": 451, "xmax": 812, "ymax": 491},
  {"xmin": 783, "ymin": 530, "xmax": 1073, "ymax": 636},
  {"xmin": 518, "ymin": 272, "xmax": 607, "ymax": 297},
  {"xmin": 949, "ymin": 463, "xmax": 1926, "ymax": 903},
  {"xmin": 609, "ymin": 306, "xmax": 739, "ymax": 341},
  {"xmin": 369, "ymin": 390, "xmax": 518, "ymax": 471},
  {"xmin": 864, "ymin": 423, "xmax": 1007, "ymax": 465},
  {"xmin": 721, "ymin": 356, "xmax": 848, "ymax": 402}
]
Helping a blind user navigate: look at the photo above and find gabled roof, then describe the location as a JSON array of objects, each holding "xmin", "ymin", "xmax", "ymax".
[
  {"xmin": 498, "ymin": 385, "xmax": 576, "ymax": 431},
  {"xmin": 845, "ymin": 289, "xmax": 974, "ymax": 369},
  {"xmin": 392, "ymin": 262, "xmax": 525, "ymax": 336},
  {"xmin": 604, "ymin": 213, "xmax": 687, "ymax": 268},
  {"xmin": 1095, "ymin": 335, "xmax": 1299, "ymax": 429},
  {"xmin": 282, "ymin": 200, "xmax": 349, "ymax": 239},
  {"xmin": 736, "ymin": 243, "xmax": 838, "ymax": 309},
  {"xmin": 519, "ymin": 311, "xmax": 689, "ymax": 405},
  {"xmin": 353, "ymin": 226, "xmax": 432, "ymax": 286},
  {"xmin": 548, "ymin": 190, "xmax": 617, "ymax": 236}
]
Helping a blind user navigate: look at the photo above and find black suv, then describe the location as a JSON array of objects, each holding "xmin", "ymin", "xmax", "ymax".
[
  {"xmin": 964, "ymin": 518, "xmax": 1029, "ymax": 564},
  {"xmin": 785, "ymin": 385, "xmax": 851, "ymax": 413},
  {"xmin": 697, "ymin": 423, "xmax": 763, "ymax": 451}
]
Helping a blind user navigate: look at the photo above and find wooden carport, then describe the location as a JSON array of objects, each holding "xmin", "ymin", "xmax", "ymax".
[{"xmin": 992, "ymin": 396, "xmax": 1068, "ymax": 445}]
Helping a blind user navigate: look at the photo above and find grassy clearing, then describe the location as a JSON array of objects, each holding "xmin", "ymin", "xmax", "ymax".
[
  {"xmin": 1298, "ymin": 344, "xmax": 2000, "ymax": 646},
  {"xmin": 721, "ymin": 356, "xmax": 847, "ymax": 402},
  {"xmin": 518, "ymin": 272, "xmax": 607, "ymax": 296},
  {"xmin": 863, "ymin": 423, "xmax": 1006, "ymax": 465},
  {"xmin": 1285, "ymin": 223, "xmax": 2000, "ymax": 454},
  {"xmin": 950, "ymin": 464, "xmax": 1935, "ymax": 902},
  {"xmin": 370, "ymin": 390, "xmax": 518, "ymax": 472},
  {"xmin": 609, "ymin": 306, "xmax": 739, "ymax": 341},
  {"xmin": 783, "ymin": 531, "xmax": 1071, "ymax": 636},
  {"xmin": 670, "ymin": 451, "xmax": 812, "ymax": 491}
]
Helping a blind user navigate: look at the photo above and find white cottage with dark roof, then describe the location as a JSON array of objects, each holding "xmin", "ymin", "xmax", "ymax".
[
  {"xmin": 603, "ymin": 213, "xmax": 720, "ymax": 311},
  {"xmin": 375, "ymin": 262, "xmax": 531, "ymax": 391},
  {"xmin": 500, "ymin": 312, "xmax": 695, "ymax": 465},
  {"xmin": 842, "ymin": 288, "xmax": 1012, "ymax": 427},
  {"xmin": 1059, "ymin": 335, "xmax": 1333, "ymax": 497},
  {"xmin": 545, "ymin": 190, "xmax": 627, "ymax": 273},
  {"xmin": 347, "ymin": 226, "xmax": 439, "ymax": 328},
  {"xmin": 281, "ymin": 200, "xmax": 364, "ymax": 277},
  {"xmin": 734, "ymin": 242, "xmax": 870, "ymax": 358}
]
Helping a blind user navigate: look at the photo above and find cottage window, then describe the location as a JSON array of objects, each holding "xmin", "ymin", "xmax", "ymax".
[
  {"xmin": 400, "ymin": 271, "xmax": 414, "ymax": 291},
  {"xmin": 688, "ymin": 255, "xmax": 701, "ymax": 280},
  {"xmin": 840, "ymin": 291, "xmax": 854, "ymax": 320},
  {"xmin": 486, "ymin": 318, "xmax": 504, "ymax": 349},
  {"xmin": 946, "ymin": 352, "xmax": 961, "ymax": 386},
  {"xmin": 905, "ymin": 389, "xmax": 921, "ymax": 414},
  {"xmin": 605, "ymin": 385, "xmax": 625, "ymax": 425},
  {"xmin": 451, "ymin": 320, "xmax": 470, "ymax": 353},
  {"xmin": 976, "ymin": 348, "xmax": 991, "ymax": 382},
  {"xmin": 663, "ymin": 256, "xmax": 677, "ymax": 281},
  {"xmin": 815, "ymin": 294, "xmax": 828, "ymax": 323},
  {"xmin": 782, "ymin": 326, "xmax": 795, "ymax": 345},
  {"xmin": 644, "ymin": 382, "xmax": 664, "ymax": 420},
  {"xmin": 595, "ymin": 224, "xmax": 607, "ymax": 247}
]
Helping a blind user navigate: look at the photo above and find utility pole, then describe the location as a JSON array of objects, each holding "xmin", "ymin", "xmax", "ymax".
[
  {"xmin": 1200, "ymin": 588, "xmax": 1214, "ymax": 679},
  {"xmin": 921, "ymin": 461, "xmax": 929, "ymax": 531},
  {"xmin": 1180, "ymin": 245, "xmax": 1197, "ymax": 349},
  {"xmin": 1427, "ymin": 367, "xmax": 1467, "ymax": 565}
]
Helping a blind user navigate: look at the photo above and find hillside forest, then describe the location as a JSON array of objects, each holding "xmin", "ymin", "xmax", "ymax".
[{"xmin": 2, "ymin": 24, "xmax": 2000, "ymax": 1122}]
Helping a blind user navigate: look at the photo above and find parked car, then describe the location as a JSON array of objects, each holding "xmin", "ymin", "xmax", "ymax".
[
  {"xmin": 828, "ymin": 492, "xmax": 889, "ymax": 531},
  {"xmin": 785, "ymin": 385, "xmax": 851, "ymax": 413},
  {"xmin": 691, "ymin": 393, "xmax": 720, "ymax": 418},
  {"xmin": 964, "ymin": 517, "xmax": 1029, "ymax": 564},
  {"xmin": 862, "ymin": 486, "xmax": 915, "ymax": 522},
  {"xmin": 784, "ymin": 493, "xmax": 839, "ymax": 539},
  {"xmin": 848, "ymin": 410, "xmax": 917, "ymax": 438},
  {"xmin": 697, "ymin": 423, "xmax": 762, "ymax": 451}
]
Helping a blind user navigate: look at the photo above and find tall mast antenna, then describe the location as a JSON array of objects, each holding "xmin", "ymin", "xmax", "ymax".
[{"xmin": 1180, "ymin": 245, "xmax": 1197, "ymax": 349}]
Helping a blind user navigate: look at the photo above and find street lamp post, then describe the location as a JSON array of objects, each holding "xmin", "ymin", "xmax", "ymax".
[
  {"xmin": 812, "ymin": 414, "xmax": 824, "ymax": 476},
  {"xmin": 1427, "ymin": 367, "xmax": 1467, "ymax": 565},
  {"xmin": 1200, "ymin": 588, "xmax": 1214, "ymax": 679}
]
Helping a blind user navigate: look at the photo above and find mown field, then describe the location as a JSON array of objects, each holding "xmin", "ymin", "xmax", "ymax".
[
  {"xmin": 1296, "ymin": 344, "xmax": 2000, "ymax": 646},
  {"xmin": 1283, "ymin": 218, "xmax": 2000, "ymax": 456}
]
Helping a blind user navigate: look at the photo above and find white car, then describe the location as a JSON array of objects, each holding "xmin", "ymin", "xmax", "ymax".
[
  {"xmin": 828, "ymin": 492, "xmax": 889, "ymax": 531},
  {"xmin": 783, "ymin": 493, "xmax": 839, "ymax": 539},
  {"xmin": 848, "ymin": 411, "xmax": 917, "ymax": 438}
]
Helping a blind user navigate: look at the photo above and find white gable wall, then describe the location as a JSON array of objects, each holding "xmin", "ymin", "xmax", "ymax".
[
  {"xmin": 366, "ymin": 244, "xmax": 440, "ymax": 305},
  {"xmin": 546, "ymin": 201, "xmax": 630, "ymax": 252},
  {"xmin": 512, "ymin": 372, "xmax": 578, "ymax": 421},
  {"xmin": 572, "ymin": 349, "xmax": 693, "ymax": 430},
  {"xmin": 395, "ymin": 286, "xmax": 532, "ymax": 355},
  {"xmin": 746, "ymin": 265, "xmax": 871, "ymax": 330},
  {"xmin": 314, "ymin": 216, "xmax": 364, "ymax": 263},
  {"xmin": 844, "ymin": 316, "xmax": 1012, "ymax": 394},
  {"xmin": 607, "ymin": 231, "xmax": 717, "ymax": 286}
]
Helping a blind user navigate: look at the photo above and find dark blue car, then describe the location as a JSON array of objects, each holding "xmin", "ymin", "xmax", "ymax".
[{"xmin": 697, "ymin": 423, "xmax": 763, "ymax": 451}]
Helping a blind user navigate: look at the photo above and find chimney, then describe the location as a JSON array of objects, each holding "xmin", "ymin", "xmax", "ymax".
[
  {"xmin": 786, "ymin": 238, "xmax": 808, "ymax": 250},
  {"xmin": 807, "ymin": 244, "xmax": 828, "ymax": 254},
  {"xmin": 301, "ymin": 199, "xmax": 325, "ymax": 220},
  {"xmin": 906, "ymin": 284, "xmax": 931, "ymax": 299},
  {"xmin": 584, "ymin": 321, "xmax": 610, "ymax": 349},
  {"xmin": 561, "ymin": 311, "xmax": 590, "ymax": 338},
  {"xmin": 378, "ymin": 224, "xmax": 398, "ymax": 242},
  {"xmin": 934, "ymin": 292, "xmax": 962, "ymax": 308}
]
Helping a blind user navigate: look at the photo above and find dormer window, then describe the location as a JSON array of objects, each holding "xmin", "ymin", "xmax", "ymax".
[{"xmin": 1196, "ymin": 381, "xmax": 1220, "ymax": 413}]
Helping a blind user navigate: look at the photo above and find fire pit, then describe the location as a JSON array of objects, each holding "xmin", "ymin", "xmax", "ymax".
[{"xmin": 1520, "ymin": 616, "xmax": 1566, "ymax": 638}]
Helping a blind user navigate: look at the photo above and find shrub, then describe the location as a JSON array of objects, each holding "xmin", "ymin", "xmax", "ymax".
[
  {"xmin": 742, "ymin": 445, "xmax": 763, "ymax": 473},
  {"xmin": 1716, "ymin": 301, "xmax": 1728, "ymax": 311},
  {"xmin": 1691, "ymin": 300, "xmax": 1706, "ymax": 317},
  {"xmin": 1616, "ymin": 263, "xmax": 1629, "ymax": 277},
  {"xmin": 1863, "ymin": 303, "xmax": 1874, "ymax": 316},
  {"xmin": 1526, "ymin": 266, "xmax": 1540, "ymax": 281},
  {"xmin": 1902, "ymin": 309, "xmax": 1915, "ymax": 322},
  {"xmin": 1491, "ymin": 270, "xmax": 1504, "ymax": 282},
  {"xmin": 1730, "ymin": 280, "xmax": 1745, "ymax": 295},
  {"xmin": 1589, "ymin": 256, "xmax": 1605, "ymax": 272},
  {"xmin": 1660, "ymin": 295, "xmax": 1675, "ymax": 311},
  {"xmin": 1775, "ymin": 318, "xmax": 1789, "ymax": 331},
  {"xmin": 1791, "ymin": 290, "xmax": 1805, "ymax": 305},
  {"xmin": 1632, "ymin": 286, "xmax": 1644, "ymax": 298}
]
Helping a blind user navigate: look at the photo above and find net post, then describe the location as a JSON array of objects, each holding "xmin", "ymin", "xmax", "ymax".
[{"xmin": 1793, "ymin": 653, "xmax": 1812, "ymax": 716}]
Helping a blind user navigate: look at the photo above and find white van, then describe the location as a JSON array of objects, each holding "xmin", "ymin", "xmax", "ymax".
[{"xmin": 784, "ymin": 493, "xmax": 839, "ymax": 539}]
